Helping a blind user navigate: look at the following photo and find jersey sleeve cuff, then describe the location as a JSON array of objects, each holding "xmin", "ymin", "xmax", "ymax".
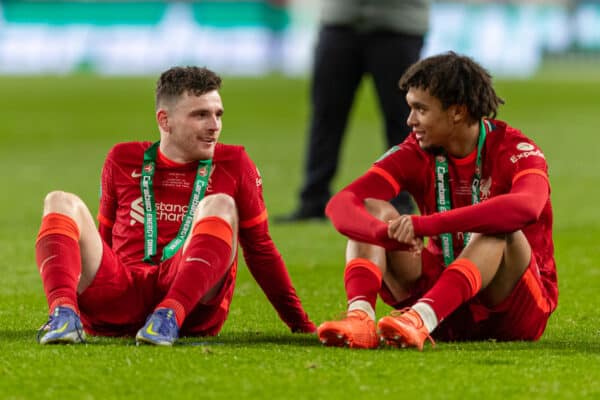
[{"xmin": 512, "ymin": 168, "xmax": 549, "ymax": 186}]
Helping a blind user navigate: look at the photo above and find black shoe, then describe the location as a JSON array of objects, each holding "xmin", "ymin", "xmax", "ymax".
[{"xmin": 273, "ymin": 207, "xmax": 326, "ymax": 223}]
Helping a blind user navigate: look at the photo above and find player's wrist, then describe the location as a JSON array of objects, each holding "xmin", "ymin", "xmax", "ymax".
[{"xmin": 411, "ymin": 215, "xmax": 424, "ymax": 236}]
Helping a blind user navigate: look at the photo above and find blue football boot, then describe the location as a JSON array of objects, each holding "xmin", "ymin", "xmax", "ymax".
[
  {"xmin": 135, "ymin": 308, "xmax": 179, "ymax": 346},
  {"xmin": 37, "ymin": 306, "xmax": 86, "ymax": 345}
]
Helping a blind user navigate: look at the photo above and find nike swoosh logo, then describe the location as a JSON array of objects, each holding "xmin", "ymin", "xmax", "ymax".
[
  {"xmin": 145, "ymin": 322, "xmax": 159, "ymax": 336},
  {"xmin": 52, "ymin": 322, "xmax": 69, "ymax": 334},
  {"xmin": 131, "ymin": 170, "xmax": 142, "ymax": 178},
  {"xmin": 39, "ymin": 255, "xmax": 57, "ymax": 274},
  {"xmin": 185, "ymin": 257, "xmax": 210, "ymax": 266}
]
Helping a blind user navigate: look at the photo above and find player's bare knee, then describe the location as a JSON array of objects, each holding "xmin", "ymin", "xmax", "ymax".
[
  {"xmin": 346, "ymin": 239, "xmax": 386, "ymax": 266},
  {"xmin": 364, "ymin": 198, "xmax": 399, "ymax": 221},
  {"xmin": 468, "ymin": 232, "xmax": 507, "ymax": 247},
  {"xmin": 460, "ymin": 233, "xmax": 508, "ymax": 279},
  {"xmin": 43, "ymin": 191, "xmax": 83, "ymax": 217},
  {"xmin": 502, "ymin": 231, "xmax": 531, "ymax": 273},
  {"xmin": 194, "ymin": 193, "xmax": 238, "ymax": 226},
  {"xmin": 505, "ymin": 231, "xmax": 526, "ymax": 247}
]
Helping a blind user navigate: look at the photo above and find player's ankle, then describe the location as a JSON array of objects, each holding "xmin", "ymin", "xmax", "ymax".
[
  {"xmin": 348, "ymin": 300, "xmax": 375, "ymax": 321},
  {"xmin": 412, "ymin": 302, "xmax": 438, "ymax": 333},
  {"xmin": 49, "ymin": 298, "xmax": 79, "ymax": 315}
]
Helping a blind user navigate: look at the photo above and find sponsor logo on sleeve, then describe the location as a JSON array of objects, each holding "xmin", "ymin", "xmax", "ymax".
[
  {"xmin": 510, "ymin": 142, "xmax": 545, "ymax": 163},
  {"xmin": 516, "ymin": 142, "xmax": 535, "ymax": 151}
]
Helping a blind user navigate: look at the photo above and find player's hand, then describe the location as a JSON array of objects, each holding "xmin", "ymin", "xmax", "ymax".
[
  {"xmin": 388, "ymin": 216, "xmax": 423, "ymax": 255},
  {"xmin": 387, "ymin": 215, "xmax": 417, "ymax": 246}
]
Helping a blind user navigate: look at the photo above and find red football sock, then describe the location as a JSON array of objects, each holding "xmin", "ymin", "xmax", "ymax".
[
  {"xmin": 35, "ymin": 213, "xmax": 81, "ymax": 314},
  {"xmin": 157, "ymin": 216, "xmax": 233, "ymax": 327},
  {"xmin": 344, "ymin": 258, "xmax": 383, "ymax": 310},
  {"xmin": 417, "ymin": 258, "xmax": 482, "ymax": 323}
]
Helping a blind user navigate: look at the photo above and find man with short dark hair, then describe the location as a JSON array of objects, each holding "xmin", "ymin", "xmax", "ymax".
[
  {"xmin": 36, "ymin": 66, "xmax": 315, "ymax": 346},
  {"xmin": 318, "ymin": 52, "xmax": 557, "ymax": 350}
]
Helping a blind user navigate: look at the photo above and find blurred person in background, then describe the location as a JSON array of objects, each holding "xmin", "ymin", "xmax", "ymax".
[
  {"xmin": 35, "ymin": 66, "xmax": 315, "ymax": 346},
  {"xmin": 277, "ymin": 0, "xmax": 430, "ymax": 222},
  {"xmin": 318, "ymin": 52, "xmax": 557, "ymax": 350}
]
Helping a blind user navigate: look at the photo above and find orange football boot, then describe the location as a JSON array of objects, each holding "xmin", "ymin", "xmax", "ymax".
[
  {"xmin": 317, "ymin": 310, "xmax": 379, "ymax": 349},
  {"xmin": 377, "ymin": 308, "xmax": 435, "ymax": 351}
]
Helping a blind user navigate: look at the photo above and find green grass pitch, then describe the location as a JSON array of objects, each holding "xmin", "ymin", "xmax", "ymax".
[{"xmin": 0, "ymin": 70, "xmax": 599, "ymax": 399}]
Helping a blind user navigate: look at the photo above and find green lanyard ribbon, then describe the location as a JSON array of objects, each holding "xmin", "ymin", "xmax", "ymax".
[
  {"xmin": 434, "ymin": 120, "xmax": 487, "ymax": 266},
  {"xmin": 141, "ymin": 141, "xmax": 212, "ymax": 264}
]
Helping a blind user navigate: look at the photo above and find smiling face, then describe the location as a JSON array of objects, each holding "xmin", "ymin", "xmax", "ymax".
[
  {"xmin": 405, "ymin": 87, "xmax": 460, "ymax": 154},
  {"xmin": 157, "ymin": 90, "xmax": 223, "ymax": 162},
  {"xmin": 399, "ymin": 53, "xmax": 505, "ymax": 156}
]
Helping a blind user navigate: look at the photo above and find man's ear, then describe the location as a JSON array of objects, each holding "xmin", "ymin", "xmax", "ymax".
[
  {"xmin": 449, "ymin": 104, "xmax": 468, "ymax": 124},
  {"xmin": 156, "ymin": 109, "xmax": 170, "ymax": 133}
]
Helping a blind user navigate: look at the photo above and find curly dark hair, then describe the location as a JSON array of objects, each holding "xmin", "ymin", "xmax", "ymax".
[
  {"xmin": 399, "ymin": 52, "xmax": 504, "ymax": 120},
  {"xmin": 156, "ymin": 66, "xmax": 222, "ymax": 110}
]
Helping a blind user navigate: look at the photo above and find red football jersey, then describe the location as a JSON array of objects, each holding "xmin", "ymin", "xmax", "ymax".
[
  {"xmin": 332, "ymin": 120, "xmax": 557, "ymax": 310},
  {"xmin": 98, "ymin": 142, "xmax": 265, "ymax": 266},
  {"xmin": 96, "ymin": 141, "xmax": 314, "ymax": 332}
]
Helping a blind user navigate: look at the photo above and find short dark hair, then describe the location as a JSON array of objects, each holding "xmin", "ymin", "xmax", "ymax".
[
  {"xmin": 156, "ymin": 66, "xmax": 222, "ymax": 110},
  {"xmin": 399, "ymin": 52, "xmax": 504, "ymax": 120}
]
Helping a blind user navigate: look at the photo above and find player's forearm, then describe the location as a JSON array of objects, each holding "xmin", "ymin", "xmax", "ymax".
[
  {"xmin": 246, "ymin": 255, "xmax": 314, "ymax": 331},
  {"xmin": 326, "ymin": 191, "xmax": 409, "ymax": 251},
  {"xmin": 413, "ymin": 177, "xmax": 548, "ymax": 236},
  {"xmin": 240, "ymin": 226, "xmax": 315, "ymax": 332}
]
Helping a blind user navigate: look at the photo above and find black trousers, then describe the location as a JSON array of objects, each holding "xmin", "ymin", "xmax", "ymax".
[{"xmin": 299, "ymin": 25, "xmax": 424, "ymax": 212}]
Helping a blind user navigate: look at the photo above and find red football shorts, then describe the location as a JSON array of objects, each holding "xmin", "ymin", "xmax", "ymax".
[
  {"xmin": 380, "ymin": 248, "xmax": 555, "ymax": 341},
  {"xmin": 77, "ymin": 241, "xmax": 236, "ymax": 337}
]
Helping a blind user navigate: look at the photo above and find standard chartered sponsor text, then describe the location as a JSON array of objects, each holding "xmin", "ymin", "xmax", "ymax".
[
  {"xmin": 130, "ymin": 196, "xmax": 189, "ymax": 225},
  {"xmin": 157, "ymin": 202, "xmax": 188, "ymax": 223}
]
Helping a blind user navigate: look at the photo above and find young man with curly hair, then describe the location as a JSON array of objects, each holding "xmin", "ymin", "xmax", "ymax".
[{"xmin": 317, "ymin": 52, "xmax": 557, "ymax": 350}]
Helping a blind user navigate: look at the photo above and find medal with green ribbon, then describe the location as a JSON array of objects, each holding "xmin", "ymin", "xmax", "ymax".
[
  {"xmin": 141, "ymin": 141, "xmax": 212, "ymax": 264},
  {"xmin": 434, "ymin": 120, "xmax": 488, "ymax": 266}
]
